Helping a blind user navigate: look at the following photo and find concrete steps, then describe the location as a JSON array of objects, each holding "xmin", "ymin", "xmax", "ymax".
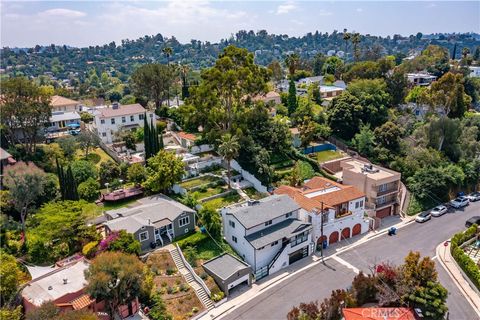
[{"xmin": 169, "ymin": 246, "xmax": 214, "ymax": 310}]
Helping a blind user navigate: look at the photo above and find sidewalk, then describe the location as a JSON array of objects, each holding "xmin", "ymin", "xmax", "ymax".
[
  {"xmin": 200, "ymin": 215, "xmax": 415, "ymax": 320},
  {"xmin": 436, "ymin": 242, "xmax": 480, "ymax": 318}
]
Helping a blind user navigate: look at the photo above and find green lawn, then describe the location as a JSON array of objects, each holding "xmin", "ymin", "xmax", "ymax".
[
  {"xmin": 202, "ymin": 192, "xmax": 242, "ymax": 210},
  {"xmin": 193, "ymin": 186, "xmax": 228, "ymax": 200},
  {"xmin": 179, "ymin": 176, "xmax": 219, "ymax": 190},
  {"xmin": 244, "ymin": 187, "xmax": 268, "ymax": 200},
  {"xmin": 76, "ymin": 147, "xmax": 114, "ymax": 168},
  {"xmin": 101, "ymin": 198, "xmax": 138, "ymax": 211},
  {"xmin": 316, "ymin": 150, "xmax": 344, "ymax": 163},
  {"xmin": 176, "ymin": 232, "xmax": 236, "ymax": 261}
]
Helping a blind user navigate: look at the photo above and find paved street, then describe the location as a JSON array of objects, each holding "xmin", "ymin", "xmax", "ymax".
[{"xmin": 223, "ymin": 200, "xmax": 480, "ymax": 320}]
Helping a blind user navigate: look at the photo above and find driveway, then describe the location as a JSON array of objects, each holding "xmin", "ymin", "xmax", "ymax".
[{"xmin": 222, "ymin": 200, "xmax": 480, "ymax": 320}]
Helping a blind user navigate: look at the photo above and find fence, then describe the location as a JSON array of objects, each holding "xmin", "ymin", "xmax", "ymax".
[
  {"xmin": 302, "ymin": 143, "xmax": 336, "ymax": 155},
  {"xmin": 230, "ymin": 160, "xmax": 268, "ymax": 193}
]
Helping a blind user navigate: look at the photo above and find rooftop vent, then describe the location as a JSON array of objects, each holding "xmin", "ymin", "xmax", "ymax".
[
  {"xmin": 112, "ymin": 102, "xmax": 119, "ymax": 109},
  {"xmin": 362, "ymin": 164, "xmax": 379, "ymax": 174},
  {"xmin": 63, "ymin": 278, "xmax": 68, "ymax": 285},
  {"xmin": 247, "ymin": 200, "xmax": 259, "ymax": 206},
  {"xmin": 48, "ymin": 286, "xmax": 53, "ymax": 290}
]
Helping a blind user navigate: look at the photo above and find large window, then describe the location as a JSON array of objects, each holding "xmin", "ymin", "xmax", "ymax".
[
  {"xmin": 229, "ymin": 220, "xmax": 235, "ymax": 228},
  {"xmin": 111, "ymin": 118, "xmax": 115, "ymax": 125},
  {"xmin": 139, "ymin": 114, "xmax": 144, "ymax": 120},
  {"xmin": 291, "ymin": 231, "xmax": 308, "ymax": 247},
  {"xmin": 265, "ymin": 220, "xmax": 272, "ymax": 227},
  {"xmin": 178, "ymin": 216, "xmax": 190, "ymax": 227},
  {"xmin": 122, "ymin": 116, "xmax": 126, "ymax": 123},
  {"xmin": 100, "ymin": 119, "xmax": 105, "ymax": 124},
  {"xmin": 139, "ymin": 231, "xmax": 149, "ymax": 242},
  {"xmin": 379, "ymin": 183, "xmax": 388, "ymax": 192},
  {"xmin": 130, "ymin": 115, "xmax": 134, "ymax": 121},
  {"xmin": 232, "ymin": 235, "xmax": 238, "ymax": 243}
]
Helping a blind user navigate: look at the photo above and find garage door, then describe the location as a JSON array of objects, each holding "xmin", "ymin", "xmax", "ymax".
[
  {"xmin": 352, "ymin": 224, "xmax": 362, "ymax": 236},
  {"xmin": 289, "ymin": 247, "xmax": 308, "ymax": 264},
  {"xmin": 341, "ymin": 227, "xmax": 351, "ymax": 240},
  {"xmin": 329, "ymin": 231, "xmax": 339, "ymax": 244},
  {"xmin": 376, "ymin": 206, "xmax": 391, "ymax": 219}
]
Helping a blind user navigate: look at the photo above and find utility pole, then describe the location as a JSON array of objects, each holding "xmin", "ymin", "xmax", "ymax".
[{"xmin": 320, "ymin": 201, "xmax": 325, "ymax": 261}]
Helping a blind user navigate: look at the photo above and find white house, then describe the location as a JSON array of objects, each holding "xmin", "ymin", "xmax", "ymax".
[
  {"xmin": 221, "ymin": 195, "xmax": 313, "ymax": 279},
  {"xmin": 47, "ymin": 111, "xmax": 81, "ymax": 132},
  {"xmin": 93, "ymin": 102, "xmax": 152, "ymax": 144},
  {"xmin": 275, "ymin": 177, "xmax": 369, "ymax": 247},
  {"xmin": 407, "ymin": 73, "xmax": 437, "ymax": 86},
  {"xmin": 468, "ymin": 66, "xmax": 480, "ymax": 78}
]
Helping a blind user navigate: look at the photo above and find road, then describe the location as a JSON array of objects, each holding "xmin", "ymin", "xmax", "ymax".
[{"xmin": 223, "ymin": 200, "xmax": 480, "ymax": 320}]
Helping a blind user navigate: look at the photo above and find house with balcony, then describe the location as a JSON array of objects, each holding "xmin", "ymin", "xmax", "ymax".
[
  {"xmin": 93, "ymin": 102, "xmax": 153, "ymax": 144},
  {"xmin": 275, "ymin": 177, "xmax": 369, "ymax": 247},
  {"xmin": 221, "ymin": 195, "xmax": 313, "ymax": 279},
  {"xmin": 407, "ymin": 73, "xmax": 437, "ymax": 86},
  {"xmin": 340, "ymin": 159, "xmax": 401, "ymax": 219},
  {"xmin": 103, "ymin": 194, "xmax": 196, "ymax": 251}
]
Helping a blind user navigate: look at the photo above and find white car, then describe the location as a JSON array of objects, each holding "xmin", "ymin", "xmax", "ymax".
[
  {"xmin": 416, "ymin": 211, "xmax": 432, "ymax": 223},
  {"xmin": 430, "ymin": 205, "xmax": 448, "ymax": 217},
  {"xmin": 450, "ymin": 197, "xmax": 470, "ymax": 209},
  {"xmin": 467, "ymin": 192, "xmax": 480, "ymax": 202}
]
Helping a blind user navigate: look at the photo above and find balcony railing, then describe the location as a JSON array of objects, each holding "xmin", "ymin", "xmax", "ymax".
[
  {"xmin": 335, "ymin": 210, "xmax": 353, "ymax": 219},
  {"xmin": 375, "ymin": 199, "xmax": 398, "ymax": 208},
  {"xmin": 375, "ymin": 187, "xmax": 399, "ymax": 197}
]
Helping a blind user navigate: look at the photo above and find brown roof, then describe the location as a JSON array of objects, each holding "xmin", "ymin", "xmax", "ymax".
[
  {"xmin": 98, "ymin": 103, "xmax": 146, "ymax": 118},
  {"xmin": 177, "ymin": 131, "xmax": 197, "ymax": 141},
  {"xmin": 252, "ymin": 91, "xmax": 280, "ymax": 102},
  {"xmin": 342, "ymin": 308, "xmax": 416, "ymax": 320},
  {"xmin": 51, "ymin": 95, "xmax": 79, "ymax": 107},
  {"xmin": 70, "ymin": 294, "xmax": 95, "ymax": 310},
  {"xmin": 275, "ymin": 185, "xmax": 328, "ymax": 212},
  {"xmin": 304, "ymin": 176, "xmax": 344, "ymax": 190},
  {"xmin": 304, "ymin": 185, "xmax": 365, "ymax": 207}
]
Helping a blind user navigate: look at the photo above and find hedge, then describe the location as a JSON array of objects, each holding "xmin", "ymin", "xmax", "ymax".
[
  {"xmin": 289, "ymin": 149, "xmax": 338, "ymax": 182},
  {"xmin": 450, "ymin": 224, "xmax": 480, "ymax": 290}
]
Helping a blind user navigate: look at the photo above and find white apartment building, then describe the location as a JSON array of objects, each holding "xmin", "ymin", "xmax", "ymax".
[
  {"xmin": 221, "ymin": 195, "xmax": 313, "ymax": 279},
  {"xmin": 275, "ymin": 177, "xmax": 369, "ymax": 247},
  {"xmin": 93, "ymin": 102, "xmax": 153, "ymax": 143}
]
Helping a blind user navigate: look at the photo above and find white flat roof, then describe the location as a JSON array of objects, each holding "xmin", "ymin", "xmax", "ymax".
[{"xmin": 50, "ymin": 111, "xmax": 81, "ymax": 122}]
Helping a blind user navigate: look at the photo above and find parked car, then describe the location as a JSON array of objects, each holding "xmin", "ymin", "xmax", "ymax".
[
  {"xmin": 416, "ymin": 211, "xmax": 432, "ymax": 223},
  {"xmin": 430, "ymin": 205, "xmax": 448, "ymax": 217},
  {"xmin": 450, "ymin": 197, "xmax": 470, "ymax": 209},
  {"xmin": 465, "ymin": 216, "xmax": 480, "ymax": 228},
  {"xmin": 467, "ymin": 192, "xmax": 480, "ymax": 202}
]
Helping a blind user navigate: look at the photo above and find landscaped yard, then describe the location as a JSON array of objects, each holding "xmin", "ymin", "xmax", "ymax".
[
  {"xmin": 193, "ymin": 186, "xmax": 228, "ymax": 200},
  {"xmin": 101, "ymin": 198, "xmax": 139, "ymax": 211},
  {"xmin": 244, "ymin": 187, "xmax": 268, "ymax": 200},
  {"xmin": 315, "ymin": 150, "xmax": 344, "ymax": 163},
  {"xmin": 176, "ymin": 231, "xmax": 236, "ymax": 263},
  {"xmin": 76, "ymin": 147, "xmax": 114, "ymax": 167},
  {"xmin": 146, "ymin": 250, "xmax": 204, "ymax": 320},
  {"xmin": 202, "ymin": 192, "xmax": 242, "ymax": 210},
  {"xmin": 179, "ymin": 175, "xmax": 220, "ymax": 190}
]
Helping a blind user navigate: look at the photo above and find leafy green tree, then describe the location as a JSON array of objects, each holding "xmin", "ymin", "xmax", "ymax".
[
  {"xmin": 131, "ymin": 64, "xmax": 174, "ymax": 110},
  {"xmin": 327, "ymin": 92, "xmax": 363, "ymax": 140},
  {"xmin": 343, "ymin": 61, "xmax": 381, "ymax": 82},
  {"xmin": 425, "ymin": 72, "xmax": 471, "ymax": 118},
  {"xmin": 108, "ymin": 230, "xmax": 141, "ymax": 255},
  {"xmin": 199, "ymin": 204, "xmax": 222, "ymax": 239},
  {"xmin": 26, "ymin": 301, "xmax": 58, "ymax": 320},
  {"xmin": 268, "ymin": 60, "xmax": 284, "ymax": 82},
  {"xmin": 122, "ymin": 131, "xmax": 137, "ymax": 151},
  {"xmin": 287, "ymin": 79, "xmax": 298, "ymax": 115},
  {"xmin": 71, "ymin": 160, "xmax": 98, "ymax": 184},
  {"xmin": 351, "ymin": 33, "xmax": 361, "ymax": 62},
  {"xmin": 3, "ymin": 161, "xmax": 47, "ymax": 239},
  {"xmin": 352, "ymin": 124, "xmax": 375, "ymax": 157},
  {"xmin": 405, "ymin": 86, "xmax": 428, "ymax": 104},
  {"xmin": 99, "ymin": 160, "xmax": 120, "ymax": 186},
  {"xmin": 386, "ymin": 70, "xmax": 408, "ymax": 106},
  {"xmin": 0, "ymin": 77, "xmax": 51, "ymax": 155},
  {"xmin": 0, "ymin": 252, "xmax": 22, "ymax": 306},
  {"xmin": 143, "ymin": 150, "xmax": 185, "ymax": 193},
  {"xmin": 374, "ymin": 121, "xmax": 404, "ymax": 153},
  {"xmin": 57, "ymin": 161, "xmax": 79, "ymax": 201},
  {"xmin": 217, "ymin": 134, "xmax": 240, "ymax": 189},
  {"xmin": 76, "ymin": 130, "xmax": 100, "ymax": 156},
  {"xmin": 0, "ymin": 307, "xmax": 22, "ymax": 320},
  {"xmin": 78, "ymin": 178, "xmax": 100, "ymax": 202},
  {"xmin": 322, "ymin": 56, "xmax": 344, "ymax": 78},
  {"xmin": 127, "ymin": 163, "xmax": 147, "ymax": 185},
  {"xmin": 285, "ymin": 53, "xmax": 300, "ymax": 78},
  {"xmin": 57, "ymin": 136, "xmax": 78, "ymax": 161},
  {"xmin": 85, "ymin": 251, "xmax": 144, "ymax": 319}
]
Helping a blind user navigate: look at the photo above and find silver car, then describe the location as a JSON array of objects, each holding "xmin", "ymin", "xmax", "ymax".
[
  {"xmin": 450, "ymin": 197, "xmax": 469, "ymax": 209},
  {"xmin": 416, "ymin": 211, "xmax": 432, "ymax": 223},
  {"xmin": 430, "ymin": 205, "xmax": 448, "ymax": 217},
  {"xmin": 467, "ymin": 192, "xmax": 480, "ymax": 202}
]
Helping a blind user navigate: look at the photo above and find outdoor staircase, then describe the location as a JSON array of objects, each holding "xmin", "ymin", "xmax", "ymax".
[{"xmin": 168, "ymin": 245, "xmax": 214, "ymax": 310}]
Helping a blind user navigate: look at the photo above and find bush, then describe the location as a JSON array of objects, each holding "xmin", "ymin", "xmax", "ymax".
[
  {"xmin": 71, "ymin": 160, "xmax": 98, "ymax": 184},
  {"xmin": 180, "ymin": 283, "xmax": 190, "ymax": 292},
  {"xmin": 84, "ymin": 152, "xmax": 101, "ymax": 164},
  {"xmin": 82, "ymin": 241, "xmax": 98, "ymax": 258},
  {"xmin": 450, "ymin": 224, "xmax": 480, "ymax": 290},
  {"xmin": 148, "ymin": 293, "xmax": 173, "ymax": 320},
  {"xmin": 77, "ymin": 178, "xmax": 100, "ymax": 202},
  {"xmin": 211, "ymin": 291, "xmax": 225, "ymax": 302},
  {"xmin": 166, "ymin": 268, "xmax": 177, "ymax": 275},
  {"xmin": 192, "ymin": 307, "xmax": 199, "ymax": 313}
]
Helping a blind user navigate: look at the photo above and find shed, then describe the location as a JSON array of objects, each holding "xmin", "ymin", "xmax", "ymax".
[{"xmin": 202, "ymin": 253, "xmax": 252, "ymax": 296}]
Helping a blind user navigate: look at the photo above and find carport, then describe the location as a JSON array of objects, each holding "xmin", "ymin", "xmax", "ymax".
[{"xmin": 202, "ymin": 253, "xmax": 252, "ymax": 296}]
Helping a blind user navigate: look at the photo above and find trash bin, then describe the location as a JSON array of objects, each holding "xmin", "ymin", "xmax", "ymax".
[{"xmin": 323, "ymin": 240, "xmax": 328, "ymax": 249}]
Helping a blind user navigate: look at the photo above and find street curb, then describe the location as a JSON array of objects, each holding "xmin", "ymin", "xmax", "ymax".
[{"xmin": 436, "ymin": 241, "xmax": 480, "ymax": 317}]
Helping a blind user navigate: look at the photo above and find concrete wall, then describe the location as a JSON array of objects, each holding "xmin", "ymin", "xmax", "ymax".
[{"xmin": 230, "ymin": 160, "xmax": 268, "ymax": 193}]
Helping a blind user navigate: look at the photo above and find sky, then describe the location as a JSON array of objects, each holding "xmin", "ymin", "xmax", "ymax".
[{"xmin": 1, "ymin": 1, "xmax": 479, "ymax": 48}]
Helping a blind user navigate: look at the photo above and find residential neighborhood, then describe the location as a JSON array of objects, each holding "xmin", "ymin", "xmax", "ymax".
[{"xmin": 1, "ymin": 2, "xmax": 480, "ymax": 320}]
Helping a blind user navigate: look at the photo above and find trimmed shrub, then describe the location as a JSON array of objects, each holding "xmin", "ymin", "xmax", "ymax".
[
  {"xmin": 82, "ymin": 241, "xmax": 98, "ymax": 258},
  {"xmin": 450, "ymin": 224, "xmax": 480, "ymax": 290}
]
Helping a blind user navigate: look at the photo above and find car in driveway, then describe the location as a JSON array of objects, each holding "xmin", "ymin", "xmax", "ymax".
[
  {"xmin": 465, "ymin": 216, "xmax": 480, "ymax": 228},
  {"xmin": 450, "ymin": 196, "xmax": 470, "ymax": 209},
  {"xmin": 467, "ymin": 192, "xmax": 480, "ymax": 202},
  {"xmin": 430, "ymin": 205, "xmax": 448, "ymax": 217},
  {"xmin": 416, "ymin": 211, "xmax": 432, "ymax": 223}
]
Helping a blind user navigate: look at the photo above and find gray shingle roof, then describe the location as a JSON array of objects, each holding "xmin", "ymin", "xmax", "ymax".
[
  {"xmin": 203, "ymin": 253, "xmax": 251, "ymax": 281},
  {"xmin": 225, "ymin": 195, "xmax": 300, "ymax": 229},
  {"xmin": 104, "ymin": 194, "xmax": 195, "ymax": 234},
  {"xmin": 245, "ymin": 219, "xmax": 311, "ymax": 249}
]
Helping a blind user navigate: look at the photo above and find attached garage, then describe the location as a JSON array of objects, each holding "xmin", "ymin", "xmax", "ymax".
[
  {"xmin": 289, "ymin": 246, "xmax": 309, "ymax": 265},
  {"xmin": 376, "ymin": 206, "xmax": 392, "ymax": 219},
  {"xmin": 203, "ymin": 253, "xmax": 252, "ymax": 296},
  {"xmin": 352, "ymin": 224, "xmax": 362, "ymax": 236},
  {"xmin": 329, "ymin": 231, "xmax": 339, "ymax": 244}
]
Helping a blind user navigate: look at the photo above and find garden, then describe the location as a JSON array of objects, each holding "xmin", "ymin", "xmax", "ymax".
[
  {"xmin": 314, "ymin": 150, "xmax": 344, "ymax": 163},
  {"xmin": 450, "ymin": 224, "xmax": 480, "ymax": 290}
]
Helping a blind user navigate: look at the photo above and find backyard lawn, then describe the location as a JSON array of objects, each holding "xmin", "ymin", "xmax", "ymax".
[
  {"xmin": 202, "ymin": 192, "xmax": 242, "ymax": 210},
  {"xmin": 179, "ymin": 175, "xmax": 220, "ymax": 190},
  {"xmin": 176, "ymin": 231, "xmax": 236, "ymax": 262},
  {"xmin": 101, "ymin": 198, "xmax": 139, "ymax": 211},
  {"xmin": 76, "ymin": 147, "xmax": 114, "ymax": 167},
  {"xmin": 315, "ymin": 150, "xmax": 344, "ymax": 163},
  {"xmin": 244, "ymin": 187, "xmax": 268, "ymax": 200},
  {"xmin": 193, "ymin": 186, "xmax": 228, "ymax": 200}
]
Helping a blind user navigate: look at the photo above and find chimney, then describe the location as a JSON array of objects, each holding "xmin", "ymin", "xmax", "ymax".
[
  {"xmin": 63, "ymin": 278, "xmax": 68, "ymax": 284},
  {"xmin": 112, "ymin": 102, "xmax": 119, "ymax": 109},
  {"xmin": 148, "ymin": 219, "xmax": 151, "ymax": 225}
]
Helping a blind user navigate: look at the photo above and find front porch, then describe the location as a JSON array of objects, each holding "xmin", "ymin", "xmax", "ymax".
[{"xmin": 153, "ymin": 221, "xmax": 175, "ymax": 248}]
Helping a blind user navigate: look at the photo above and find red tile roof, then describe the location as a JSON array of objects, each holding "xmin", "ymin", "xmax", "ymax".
[
  {"xmin": 177, "ymin": 131, "xmax": 197, "ymax": 141},
  {"xmin": 304, "ymin": 176, "xmax": 344, "ymax": 190},
  {"xmin": 342, "ymin": 308, "xmax": 417, "ymax": 320},
  {"xmin": 71, "ymin": 294, "xmax": 95, "ymax": 310},
  {"xmin": 275, "ymin": 185, "xmax": 326, "ymax": 212}
]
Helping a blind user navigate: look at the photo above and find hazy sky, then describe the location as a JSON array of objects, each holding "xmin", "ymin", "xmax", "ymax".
[{"xmin": 1, "ymin": 1, "xmax": 479, "ymax": 47}]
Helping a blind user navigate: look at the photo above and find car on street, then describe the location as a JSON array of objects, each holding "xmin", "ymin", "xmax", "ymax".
[
  {"xmin": 416, "ymin": 211, "xmax": 432, "ymax": 223},
  {"xmin": 450, "ymin": 197, "xmax": 470, "ymax": 209},
  {"xmin": 467, "ymin": 192, "xmax": 480, "ymax": 202},
  {"xmin": 465, "ymin": 216, "xmax": 480, "ymax": 228},
  {"xmin": 430, "ymin": 205, "xmax": 448, "ymax": 217}
]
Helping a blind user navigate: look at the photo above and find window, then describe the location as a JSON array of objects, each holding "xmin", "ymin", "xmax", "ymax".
[
  {"xmin": 102, "ymin": 132, "xmax": 107, "ymax": 137},
  {"xmin": 285, "ymin": 212, "xmax": 292, "ymax": 218},
  {"xmin": 139, "ymin": 114, "xmax": 144, "ymax": 120},
  {"xmin": 232, "ymin": 236, "xmax": 238, "ymax": 243},
  {"xmin": 229, "ymin": 220, "xmax": 235, "ymax": 228},
  {"xmin": 291, "ymin": 231, "xmax": 308, "ymax": 247},
  {"xmin": 100, "ymin": 119, "xmax": 105, "ymax": 124},
  {"xmin": 111, "ymin": 118, "xmax": 115, "ymax": 124},
  {"xmin": 130, "ymin": 115, "xmax": 134, "ymax": 121},
  {"xmin": 149, "ymin": 113, "xmax": 153, "ymax": 118},
  {"xmin": 379, "ymin": 184, "xmax": 388, "ymax": 192},
  {"xmin": 378, "ymin": 195, "xmax": 387, "ymax": 205},
  {"xmin": 271, "ymin": 240, "xmax": 279, "ymax": 247},
  {"xmin": 178, "ymin": 216, "xmax": 190, "ymax": 227},
  {"xmin": 359, "ymin": 200, "xmax": 364, "ymax": 207},
  {"xmin": 139, "ymin": 231, "xmax": 149, "ymax": 242},
  {"xmin": 265, "ymin": 220, "xmax": 272, "ymax": 227},
  {"xmin": 122, "ymin": 116, "xmax": 126, "ymax": 123}
]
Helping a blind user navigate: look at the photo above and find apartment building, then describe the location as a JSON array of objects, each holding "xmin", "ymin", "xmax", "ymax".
[
  {"xmin": 340, "ymin": 159, "xmax": 401, "ymax": 219},
  {"xmin": 221, "ymin": 195, "xmax": 313, "ymax": 279}
]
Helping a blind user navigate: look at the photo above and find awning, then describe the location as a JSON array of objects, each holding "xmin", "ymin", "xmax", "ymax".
[{"xmin": 153, "ymin": 219, "xmax": 172, "ymax": 228}]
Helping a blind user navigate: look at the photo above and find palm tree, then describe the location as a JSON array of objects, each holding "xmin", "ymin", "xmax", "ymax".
[
  {"xmin": 351, "ymin": 33, "xmax": 361, "ymax": 62},
  {"xmin": 284, "ymin": 53, "xmax": 300, "ymax": 79},
  {"xmin": 343, "ymin": 29, "xmax": 351, "ymax": 57},
  {"xmin": 217, "ymin": 134, "xmax": 240, "ymax": 189}
]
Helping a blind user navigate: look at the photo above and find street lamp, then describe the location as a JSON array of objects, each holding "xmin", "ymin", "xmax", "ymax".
[{"xmin": 105, "ymin": 182, "xmax": 110, "ymax": 193}]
